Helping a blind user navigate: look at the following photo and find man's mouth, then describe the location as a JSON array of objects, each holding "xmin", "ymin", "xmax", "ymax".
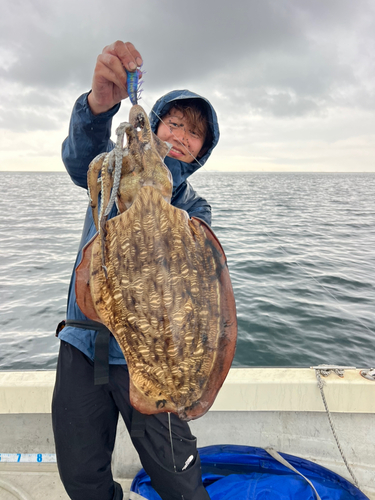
[
  {"xmin": 171, "ymin": 146, "xmax": 186, "ymax": 155},
  {"xmin": 170, "ymin": 146, "xmax": 185, "ymax": 156}
]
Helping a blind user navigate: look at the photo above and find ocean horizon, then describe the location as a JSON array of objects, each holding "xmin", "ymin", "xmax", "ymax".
[{"xmin": 1, "ymin": 170, "xmax": 374, "ymax": 370}]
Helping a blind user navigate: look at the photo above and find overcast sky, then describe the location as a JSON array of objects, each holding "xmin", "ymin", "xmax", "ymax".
[{"xmin": 1, "ymin": 0, "xmax": 374, "ymax": 172}]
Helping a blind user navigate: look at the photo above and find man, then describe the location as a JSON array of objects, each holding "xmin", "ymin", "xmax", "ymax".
[{"xmin": 52, "ymin": 41, "xmax": 219, "ymax": 500}]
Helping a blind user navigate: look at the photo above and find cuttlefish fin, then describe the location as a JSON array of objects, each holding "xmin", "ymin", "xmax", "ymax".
[{"xmin": 75, "ymin": 235, "xmax": 102, "ymax": 322}]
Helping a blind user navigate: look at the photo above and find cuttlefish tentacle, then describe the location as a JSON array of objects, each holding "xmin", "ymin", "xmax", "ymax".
[
  {"xmin": 87, "ymin": 152, "xmax": 107, "ymax": 230},
  {"xmin": 104, "ymin": 123, "xmax": 131, "ymax": 218},
  {"xmin": 98, "ymin": 154, "xmax": 113, "ymax": 278},
  {"xmin": 99, "ymin": 153, "xmax": 114, "ymax": 228}
]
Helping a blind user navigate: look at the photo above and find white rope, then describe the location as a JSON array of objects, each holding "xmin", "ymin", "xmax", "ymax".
[
  {"xmin": 265, "ymin": 447, "xmax": 322, "ymax": 500},
  {"xmin": 313, "ymin": 366, "xmax": 361, "ymax": 489}
]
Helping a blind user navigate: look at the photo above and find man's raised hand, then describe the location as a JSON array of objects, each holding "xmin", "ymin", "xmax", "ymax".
[{"xmin": 88, "ymin": 41, "xmax": 143, "ymax": 115}]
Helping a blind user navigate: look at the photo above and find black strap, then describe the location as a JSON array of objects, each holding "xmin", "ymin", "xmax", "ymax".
[
  {"xmin": 65, "ymin": 320, "xmax": 111, "ymax": 386},
  {"xmin": 63, "ymin": 319, "xmax": 148, "ymax": 436}
]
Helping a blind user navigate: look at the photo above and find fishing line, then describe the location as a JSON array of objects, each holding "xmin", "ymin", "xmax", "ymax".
[{"xmin": 167, "ymin": 412, "xmax": 177, "ymax": 473}]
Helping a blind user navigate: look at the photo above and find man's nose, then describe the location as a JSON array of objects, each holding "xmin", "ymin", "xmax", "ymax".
[{"xmin": 172, "ymin": 126, "xmax": 187, "ymax": 143}]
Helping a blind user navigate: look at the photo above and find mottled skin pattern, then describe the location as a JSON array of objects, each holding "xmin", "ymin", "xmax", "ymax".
[
  {"xmin": 77, "ymin": 105, "xmax": 237, "ymax": 420},
  {"xmin": 87, "ymin": 105, "xmax": 173, "ymax": 262}
]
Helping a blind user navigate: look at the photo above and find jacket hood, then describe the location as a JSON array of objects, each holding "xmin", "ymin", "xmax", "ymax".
[{"xmin": 149, "ymin": 89, "xmax": 220, "ymax": 191}]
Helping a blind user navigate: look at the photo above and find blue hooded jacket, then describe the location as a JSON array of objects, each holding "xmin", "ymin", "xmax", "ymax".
[{"xmin": 59, "ymin": 90, "xmax": 220, "ymax": 363}]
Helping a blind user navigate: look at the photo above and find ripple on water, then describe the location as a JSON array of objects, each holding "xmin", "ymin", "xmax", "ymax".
[{"xmin": 1, "ymin": 171, "xmax": 374, "ymax": 369}]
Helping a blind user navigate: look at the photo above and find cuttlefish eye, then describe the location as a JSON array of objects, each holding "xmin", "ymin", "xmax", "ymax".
[{"xmin": 135, "ymin": 114, "xmax": 145, "ymax": 130}]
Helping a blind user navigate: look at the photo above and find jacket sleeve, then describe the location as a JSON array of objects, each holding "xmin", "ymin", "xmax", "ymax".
[
  {"xmin": 62, "ymin": 92, "xmax": 120, "ymax": 189},
  {"xmin": 171, "ymin": 181, "xmax": 212, "ymax": 226}
]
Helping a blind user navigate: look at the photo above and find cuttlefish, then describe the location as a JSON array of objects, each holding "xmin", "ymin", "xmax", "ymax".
[{"xmin": 75, "ymin": 105, "xmax": 237, "ymax": 421}]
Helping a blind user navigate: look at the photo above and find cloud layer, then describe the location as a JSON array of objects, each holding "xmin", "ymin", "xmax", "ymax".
[{"xmin": 1, "ymin": 0, "xmax": 374, "ymax": 171}]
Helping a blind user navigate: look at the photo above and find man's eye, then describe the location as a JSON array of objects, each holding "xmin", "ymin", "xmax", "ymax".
[
  {"xmin": 190, "ymin": 130, "xmax": 200, "ymax": 138},
  {"xmin": 169, "ymin": 122, "xmax": 179, "ymax": 128}
]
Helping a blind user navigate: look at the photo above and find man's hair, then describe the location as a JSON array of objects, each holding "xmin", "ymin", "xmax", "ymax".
[{"xmin": 161, "ymin": 98, "xmax": 213, "ymax": 158}]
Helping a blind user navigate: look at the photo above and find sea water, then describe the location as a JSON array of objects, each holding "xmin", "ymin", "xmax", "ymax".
[{"xmin": 0, "ymin": 171, "xmax": 374, "ymax": 370}]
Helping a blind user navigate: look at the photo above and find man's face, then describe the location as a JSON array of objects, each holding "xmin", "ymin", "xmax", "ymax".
[{"xmin": 156, "ymin": 108, "xmax": 205, "ymax": 164}]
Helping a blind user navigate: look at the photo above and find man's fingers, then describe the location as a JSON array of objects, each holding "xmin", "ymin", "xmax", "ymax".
[
  {"xmin": 105, "ymin": 41, "xmax": 143, "ymax": 72},
  {"xmin": 90, "ymin": 41, "xmax": 143, "ymax": 113},
  {"xmin": 96, "ymin": 53, "xmax": 128, "ymax": 89}
]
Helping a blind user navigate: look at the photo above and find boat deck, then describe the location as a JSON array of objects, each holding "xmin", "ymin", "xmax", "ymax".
[
  {"xmin": 1, "ymin": 368, "xmax": 374, "ymax": 499},
  {"xmin": 0, "ymin": 464, "xmax": 132, "ymax": 500}
]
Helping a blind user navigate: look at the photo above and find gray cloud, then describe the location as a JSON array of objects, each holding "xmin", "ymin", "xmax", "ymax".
[
  {"xmin": 0, "ymin": 0, "xmax": 374, "ymax": 134},
  {"xmin": 0, "ymin": 107, "xmax": 67, "ymax": 132},
  {"xmin": 0, "ymin": 79, "xmax": 70, "ymax": 131}
]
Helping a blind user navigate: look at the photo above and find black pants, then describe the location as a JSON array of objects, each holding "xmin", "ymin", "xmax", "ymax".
[{"xmin": 52, "ymin": 341, "xmax": 210, "ymax": 500}]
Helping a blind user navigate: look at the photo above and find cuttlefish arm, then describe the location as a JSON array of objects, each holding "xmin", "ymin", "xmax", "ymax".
[
  {"xmin": 87, "ymin": 152, "xmax": 107, "ymax": 231},
  {"xmin": 103, "ymin": 122, "xmax": 133, "ymax": 219},
  {"xmin": 99, "ymin": 154, "xmax": 113, "ymax": 232}
]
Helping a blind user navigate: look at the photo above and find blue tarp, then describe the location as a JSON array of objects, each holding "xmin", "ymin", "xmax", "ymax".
[{"xmin": 131, "ymin": 445, "xmax": 369, "ymax": 500}]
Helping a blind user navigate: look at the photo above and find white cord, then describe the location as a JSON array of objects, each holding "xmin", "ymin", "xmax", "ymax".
[
  {"xmin": 314, "ymin": 368, "xmax": 361, "ymax": 489},
  {"xmin": 167, "ymin": 412, "xmax": 177, "ymax": 473}
]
